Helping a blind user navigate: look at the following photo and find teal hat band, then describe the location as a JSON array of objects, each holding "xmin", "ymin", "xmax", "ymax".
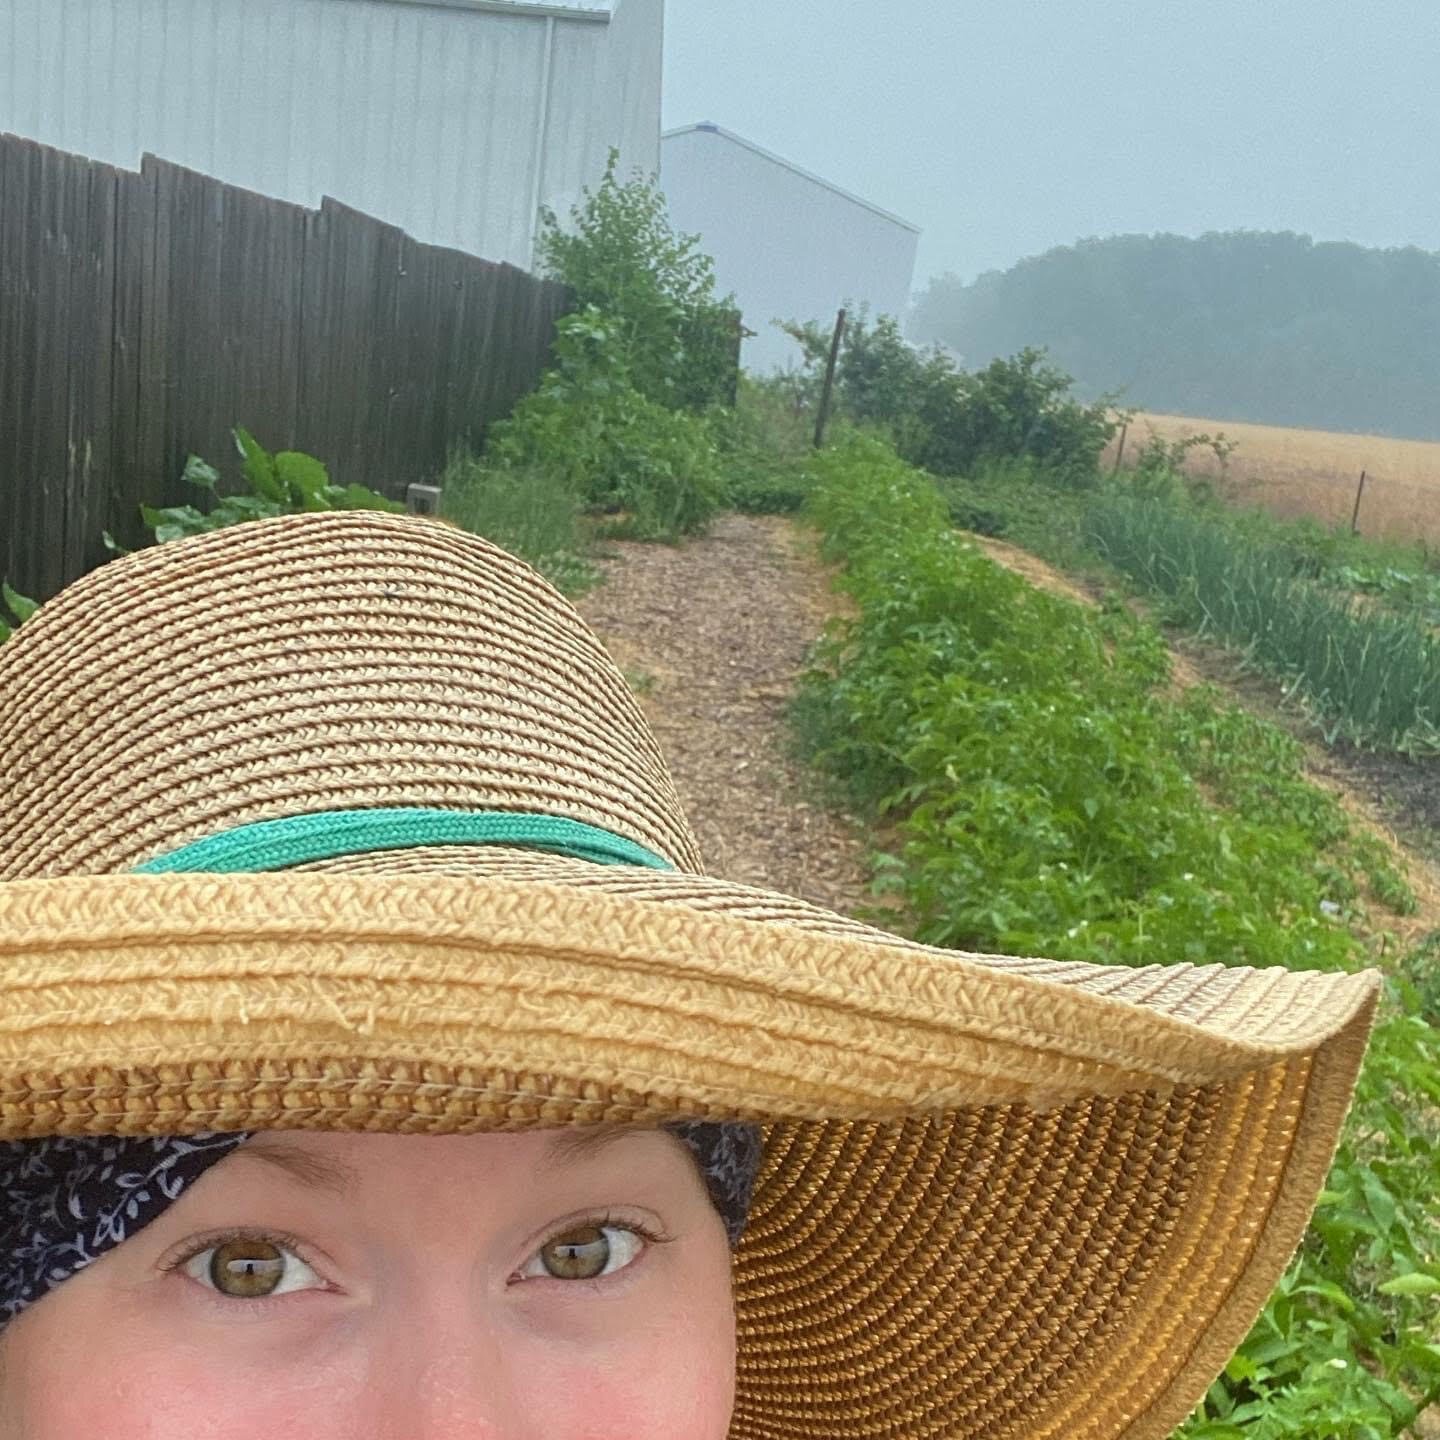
[{"xmin": 130, "ymin": 808, "xmax": 676, "ymax": 875}]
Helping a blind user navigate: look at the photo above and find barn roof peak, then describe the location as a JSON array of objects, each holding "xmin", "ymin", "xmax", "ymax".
[{"xmin": 662, "ymin": 122, "xmax": 920, "ymax": 234}]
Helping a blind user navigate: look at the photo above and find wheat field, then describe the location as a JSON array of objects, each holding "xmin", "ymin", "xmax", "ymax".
[{"xmin": 1104, "ymin": 412, "xmax": 1440, "ymax": 549}]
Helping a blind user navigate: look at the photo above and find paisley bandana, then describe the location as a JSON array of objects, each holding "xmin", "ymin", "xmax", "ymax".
[{"xmin": 1, "ymin": 1123, "xmax": 762, "ymax": 1326}]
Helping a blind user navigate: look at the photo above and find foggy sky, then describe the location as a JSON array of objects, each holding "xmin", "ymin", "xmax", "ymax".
[{"xmin": 662, "ymin": 0, "xmax": 1440, "ymax": 291}]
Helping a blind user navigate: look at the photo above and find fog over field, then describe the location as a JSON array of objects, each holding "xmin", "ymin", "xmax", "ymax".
[
  {"xmin": 665, "ymin": 2, "xmax": 1440, "ymax": 436},
  {"xmin": 664, "ymin": 0, "xmax": 1440, "ymax": 287}
]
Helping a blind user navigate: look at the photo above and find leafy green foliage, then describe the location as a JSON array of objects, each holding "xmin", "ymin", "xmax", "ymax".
[
  {"xmin": 1126, "ymin": 429, "xmax": 1238, "ymax": 503},
  {"xmin": 797, "ymin": 438, "xmax": 1410, "ymax": 965},
  {"xmin": 486, "ymin": 159, "xmax": 737, "ymax": 543},
  {"xmin": 938, "ymin": 457, "xmax": 1095, "ymax": 568},
  {"xmin": 710, "ymin": 374, "xmax": 817, "ymax": 515},
  {"xmin": 487, "ymin": 322, "xmax": 726, "ymax": 541},
  {"xmin": 438, "ymin": 448, "xmax": 597, "ymax": 596},
  {"xmin": 0, "ymin": 580, "xmax": 39, "ymax": 644},
  {"xmin": 781, "ymin": 312, "xmax": 1120, "ymax": 483},
  {"xmin": 121, "ymin": 427, "xmax": 403, "ymax": 547},
  {"xmin": 911, "ymin": 230, "xmax": 1440, "ymax": 440},
  {"xmin": 537, "ymin": 150, "xmax": 738, "ymax": 413},
  {"xmin": 794, "ymin": 436, "xmax": 1440, "ymax": 1438},
  {"xmin": 1214, "ymin": 507, "xmax": 1440, "ymax": 626},
  {"xmin": 1084, "ymin": 491, "xmax": 1440, "ymax": 752}
]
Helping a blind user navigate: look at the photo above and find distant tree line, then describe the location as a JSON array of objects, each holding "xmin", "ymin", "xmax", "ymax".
[{"xmin": 910, "ymin": 231, "xmax": 1440, "ymax": 441}]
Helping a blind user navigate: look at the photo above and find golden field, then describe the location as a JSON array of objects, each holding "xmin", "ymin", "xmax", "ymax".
[{"xmin": 1104, "ymin": 412, "xmax": 1440, "ymax": 549}]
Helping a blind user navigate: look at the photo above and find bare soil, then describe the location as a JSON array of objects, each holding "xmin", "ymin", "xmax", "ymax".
[{"xmin": 576, "ymin": 513, "xmax": 877, "ymax": 918}]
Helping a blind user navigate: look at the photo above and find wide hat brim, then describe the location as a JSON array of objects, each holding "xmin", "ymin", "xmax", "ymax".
[{"xmin": 0, "ymin": 846, "xmax": 1379, "ymax": 1440}]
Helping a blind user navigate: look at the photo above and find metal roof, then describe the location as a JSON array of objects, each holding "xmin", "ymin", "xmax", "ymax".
[
  {"xmin": 662, "ymin": 122, "xmax": 921, "ymax": 234},
  {"xmin": 375, "ymin": 0, "xmax": 613, "ymax": 19}
]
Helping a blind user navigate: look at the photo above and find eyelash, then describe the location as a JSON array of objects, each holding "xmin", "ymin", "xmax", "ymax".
[{"xmin": 159, "ymin": 1213, "xmax": 674, "ymax": 1304}]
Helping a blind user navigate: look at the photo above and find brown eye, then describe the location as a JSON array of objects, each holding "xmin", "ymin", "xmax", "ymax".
[
  {"xmin": 525, "ymin": 1223, "xmax": 648, "ymax": 1282},
  {"xmin": 210, "ymin": 1238, "xmax": 286, "ymax": 1297},
  {"xmin": 540, "ymin": 1225, "xmax": 611, "ymax": 1280},
  {"xmin": 181, "ymin": 1236, "xmax": 321, "ymax": 1300}
]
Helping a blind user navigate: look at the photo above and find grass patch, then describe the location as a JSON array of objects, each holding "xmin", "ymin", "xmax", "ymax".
[
  {"xmin": 439, "ymin": 450, "xmax": 598, "ymax": 596},
  {"xmin": 712, "ymin": 374, "xmax": 818, "ymax": 515}
]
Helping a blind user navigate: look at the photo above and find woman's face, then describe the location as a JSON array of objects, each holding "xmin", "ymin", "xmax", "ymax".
[{"xmin": 0, "ymin": 1127, "xmax": 737, "ymax": 1439}]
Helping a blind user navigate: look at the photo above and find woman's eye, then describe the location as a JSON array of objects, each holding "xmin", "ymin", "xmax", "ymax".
[
  {"xmin": 523, "ymin": 1223, "xmax": 647, "ymax": 1282},
  {"xmin": 183, "ymin": 1237, "xmax": 323, "ymax": 1300}
]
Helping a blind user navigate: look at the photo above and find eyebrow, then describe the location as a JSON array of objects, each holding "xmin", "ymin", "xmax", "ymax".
[
  {"xmin": 228, "ymin": 1125, "xmax": 648, "ymax": 1194},
  {"xmin": 228, "ymin": 1141, "xmax": 361, "ymax": 1197},
  {"xmin": 540, "ymin": 1125, "xmax": 649, "ymax": 1171}
]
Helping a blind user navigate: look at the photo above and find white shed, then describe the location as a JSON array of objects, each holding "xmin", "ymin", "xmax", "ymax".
[
  {"xmin": 660, "ymin": 122, "xmax": 921, "ymax": 373},
  {"xmin": 0, "ymin": 0, "xmax": 663, "ymax": 270}
]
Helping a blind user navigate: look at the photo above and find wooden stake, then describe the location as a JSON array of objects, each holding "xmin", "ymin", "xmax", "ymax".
[
  {"xmin": 814, "ymin": 308, "xmax": 847, "ymax": 450},
  {"xmin": 1112, "ymin": 422, "xmax": 1129, "ymax": 475},
  {"xmin": 1350, "ymin": 470, "xmax": 1368, "ymax": 535}
]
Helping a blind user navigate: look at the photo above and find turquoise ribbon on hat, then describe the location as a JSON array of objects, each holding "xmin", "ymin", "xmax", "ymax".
[
  {"xmin": 123, "ymin": 806, "xmax": 762, "ymax": 1249},
  {"xmin": 130, "ymin": 808, "xmax": 676, "ymax": 874}
]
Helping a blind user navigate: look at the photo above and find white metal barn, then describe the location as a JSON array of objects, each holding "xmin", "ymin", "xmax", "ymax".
[
  {"xmin": 661, "ymin": 122, "xmax": 921, "ymax": 373},
  {"xmin": 0, "ymin": 0, "xmax": 662, "ymax": 269}
]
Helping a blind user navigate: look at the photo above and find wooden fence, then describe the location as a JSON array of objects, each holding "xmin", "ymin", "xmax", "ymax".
[{"xmin": 0, "ymin": 134, "xmax": 571, "ymax": 600}]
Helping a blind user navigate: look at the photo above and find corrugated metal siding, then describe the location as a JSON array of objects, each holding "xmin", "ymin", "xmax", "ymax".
[
  {"xmin": 660, "ymin": 127, "xmax": 921, "ymax": 373},
  {"xmin": 0, "ymin": 0, "xmax": 661, "ymax": 269}
]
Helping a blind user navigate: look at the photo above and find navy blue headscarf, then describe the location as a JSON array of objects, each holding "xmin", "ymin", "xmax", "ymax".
[{"xmin": 1, "ymin": 1124, "xmax": 761, "ymax": 1325}]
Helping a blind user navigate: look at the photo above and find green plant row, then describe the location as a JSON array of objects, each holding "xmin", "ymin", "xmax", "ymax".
[
  {"xmin": 1205, "ymin": 502, "xmax": 1440, "ymax": 623},
  {"xmin": 794, "ymin": 436, "xmax": 1440, "ymax": 1438},
  {"xmin": 1084, "ymin": 492, "xmax": 1440, "ymax": 752}
]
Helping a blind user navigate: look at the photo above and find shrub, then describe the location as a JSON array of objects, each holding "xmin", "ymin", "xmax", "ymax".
[
  {"xmin": 487, "ymin": 339, "xmax": 725, "ymax": 541},
  {"xmin": 781, "ymin": 312, "xmax": 1120, "ymax": 482},
  {"xmin": 537, "ymin": 150, "xmax": 738, "ymax": 413},
  {"xmin": 489, "ymin": 161, "xmax": 736, "ymax": 542}
]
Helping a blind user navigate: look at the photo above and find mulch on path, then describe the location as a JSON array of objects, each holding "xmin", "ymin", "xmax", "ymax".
[{"xmin": 576, "ymin": 513, "xmax": 877, "ymax": 919}]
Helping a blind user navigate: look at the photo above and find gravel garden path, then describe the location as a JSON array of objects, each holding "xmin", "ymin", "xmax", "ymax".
[{"xmin": 576, "ymin": 513, "xmax": 879, "ymax": 918}]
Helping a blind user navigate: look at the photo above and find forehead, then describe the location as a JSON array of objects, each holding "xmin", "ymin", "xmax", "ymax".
[{"xmin": 225, "ymin": 1126, "xmax": 681, "ymax": 1198}]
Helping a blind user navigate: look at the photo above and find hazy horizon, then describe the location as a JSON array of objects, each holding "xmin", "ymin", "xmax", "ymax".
[{"xmin": 663, "ymin": 0, "xmax": 1440, "ymax": 290}]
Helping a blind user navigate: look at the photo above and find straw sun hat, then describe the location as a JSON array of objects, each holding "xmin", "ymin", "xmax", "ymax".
[{"xmin": 0, "ymin": 510, "xmax": 1378, "ymax": 1439}]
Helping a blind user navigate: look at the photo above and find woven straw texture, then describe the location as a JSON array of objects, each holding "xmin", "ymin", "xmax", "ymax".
[{"xmin": 0, "ymin": 512, "xmax": 1381, "ymax": 1440}]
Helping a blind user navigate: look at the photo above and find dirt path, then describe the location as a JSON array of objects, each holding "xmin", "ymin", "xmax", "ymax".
[{"xmin": 576, "ymin": 514, "xmax": 876, "ymax": 917}]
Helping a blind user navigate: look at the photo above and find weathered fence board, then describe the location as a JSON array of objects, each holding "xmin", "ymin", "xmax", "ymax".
[{"xmin": 0, "ymin": 134, "xmax": 570, "ymax": 600}]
